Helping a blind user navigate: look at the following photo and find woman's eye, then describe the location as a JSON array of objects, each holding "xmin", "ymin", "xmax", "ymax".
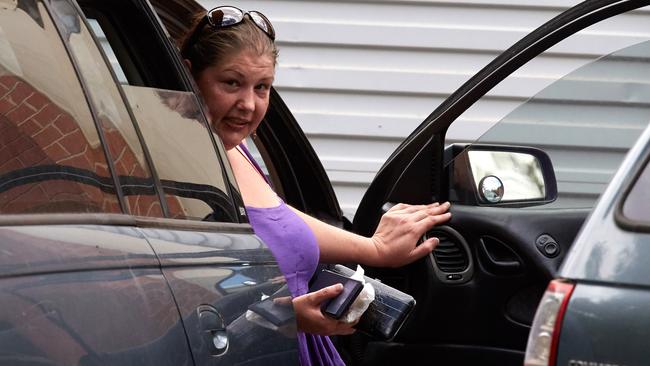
[
  {"xmin": 223, "ymin": 80, "xmax": 239, "ymax": 87},
  {"xmin": 256, "ymin": 83, "xmax": 270, "ymax": 91}
]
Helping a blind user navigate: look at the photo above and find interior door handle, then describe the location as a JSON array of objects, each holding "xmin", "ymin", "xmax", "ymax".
[{"xmin": 478, "ymin": 237, "xmax": 522, "ymax": 272}]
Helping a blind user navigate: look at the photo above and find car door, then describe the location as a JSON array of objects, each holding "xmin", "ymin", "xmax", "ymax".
[
  {"xmin": 0, "ymin": 1, "xmax": 193, "ymax": 365},
  {"xmin": 347, "ymin": 1, "xmax": 650, "ymax": 365},
  {"xmin": 75, "ymin": 0, "xmax": 300, "ymax": 364},
  {"xmin": 147, "ymin": 1, "xmax": 649, "ymax": 365}
]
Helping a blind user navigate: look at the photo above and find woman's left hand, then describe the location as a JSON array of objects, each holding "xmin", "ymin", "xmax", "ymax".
[{"xmin": 369, "ymin": 202, "xmax": 451, "ymax": 268}]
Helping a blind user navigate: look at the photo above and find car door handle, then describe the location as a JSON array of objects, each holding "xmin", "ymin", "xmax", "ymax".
[
  {"xmin": 197, "ymin": 305, "xmax": 228, "ymax": 356},
  {"xmin": 478, "ymin": 237, "xmax": 522, "ymax": 272}
]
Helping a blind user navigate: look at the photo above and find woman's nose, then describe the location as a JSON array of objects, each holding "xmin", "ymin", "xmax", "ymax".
[{"xmin": 236, "ymin": 89, "xmax": 255, "ymax": 111}]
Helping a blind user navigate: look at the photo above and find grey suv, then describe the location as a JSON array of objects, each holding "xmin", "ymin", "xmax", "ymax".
[
  {"xmin": 0, "ymin": 0, "xmax": 297, "ymax": 364},
  {"xmin": 2, "ymin": 0, "xmax": 650, "ymax": 365}
]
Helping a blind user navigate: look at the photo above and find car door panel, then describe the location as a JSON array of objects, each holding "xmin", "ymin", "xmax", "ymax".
[
  {"xmin": 0, "ymin": 224, "xmax": 193, "ymax": 366},
  {"xmin": 351, "ymin": 207, "xmax": 588, "ymax": 365},
  {"xmin": 140, "ymin": 227, "xmax": 298, "ymax": 365}
]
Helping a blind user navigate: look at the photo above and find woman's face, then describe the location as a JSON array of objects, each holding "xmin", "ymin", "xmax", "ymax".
[{"xmin": 195, "ymin": 50, "xmax": 275, "ymax": 150}]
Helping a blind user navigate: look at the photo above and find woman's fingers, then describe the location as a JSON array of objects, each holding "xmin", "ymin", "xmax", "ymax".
[
  {"xmin": 272, "ymin": 296, "xmax": 293, "ymax": 306},
  {"xmin": 409, "ymin": 236, "xmax": 439, "ymax": 261},
  {"xmin": 306, "ymin": 284, "xmax": 343, "ymax": 305},
  {"xmin": 390, "ymin": 202, "xmax": 440, "ymax": 214},
  {"xmin": 335, "ymin": 323, "xmax": 356, "ymax": 335}
]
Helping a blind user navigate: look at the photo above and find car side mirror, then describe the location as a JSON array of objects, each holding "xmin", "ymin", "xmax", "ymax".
[{"xmin": 447, "ymin": 144, "xmax": 557, "ymax": 206}]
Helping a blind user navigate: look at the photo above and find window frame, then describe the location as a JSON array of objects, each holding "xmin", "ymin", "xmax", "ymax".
[
  {"xmin": 76, "ymin": 0, "xmax": 248, "ymax": 225},
  {"xmin": 615, "ymin": 143, "xmax": 650, "ymax": 232}
]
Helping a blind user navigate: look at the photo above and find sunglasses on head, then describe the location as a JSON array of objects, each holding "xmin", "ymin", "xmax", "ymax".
[{"xmin": 182, "ymin": 6, "xmax": 275, "ymax": 56}]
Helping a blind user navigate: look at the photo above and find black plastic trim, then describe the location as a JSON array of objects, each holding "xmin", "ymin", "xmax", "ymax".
[
  {"xmin": 44, "ymin": 0, "xmax": 126, "ymax": 213},
  {"xmin": 614, "ymin": 149, "xmax": 650, "ymax": 232},
  {"xmin": 425, "ymin": 225, "xmax": 473, "ymax": 284},
  {"xmin": 0, "ymin": 212, "xmax": 253, "ymax": 233},
  {"xmin": 74, "ymin": 0, "xmax": 171, "ymax": 217}
]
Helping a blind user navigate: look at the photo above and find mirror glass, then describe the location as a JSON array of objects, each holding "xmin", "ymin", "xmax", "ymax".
[{"xmin": 468, "ymin": 151, "xmax": 545, "ymax": 202}]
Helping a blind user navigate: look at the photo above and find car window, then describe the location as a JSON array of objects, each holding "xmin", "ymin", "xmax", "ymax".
[
  {"xmin": 50, "ymin": 0, "xmax": 164, "ymax": 218},
  {"xmin": 0, "ymin": 1, "xmax": 120, "ymax": 214},
  {"xmin": 123, "ymin": 86, "xmax": 236, "ymax": 221},
  {"xmin": 452, "ymin": 12, "xmax": 650, "ymax": 209},
  {"xmin": 83, "ymin": 4, "xmax": 239, "ymax": 222}
]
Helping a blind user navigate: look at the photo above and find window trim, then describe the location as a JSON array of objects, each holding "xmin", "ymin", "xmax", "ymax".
[
  {"xmin": 45, "ymin": 0, "xmax": 127, "ymax": 213},
  {"xmin": 69, "ymin": 0, "xmax": 172, "ymax": 217},
  {"xmin": 79, "ymin": 0, "xmax": 247, "ymax": 224},
  {"xmin": 615, "ymin": 147, "xmax": 650, "ymax": 232},
  {"xmin": 0, "ymin": 212, "xmax": 254, "ymax": 234}
]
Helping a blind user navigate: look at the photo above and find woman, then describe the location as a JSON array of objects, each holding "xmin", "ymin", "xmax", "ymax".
[{"xmin": 181, "ymin": 6, "xmax": 451, "ymax": 365}]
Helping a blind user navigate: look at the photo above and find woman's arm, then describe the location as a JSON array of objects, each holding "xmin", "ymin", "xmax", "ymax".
[{"xmin": 291, "ymin": 202, "xmax": 451, "ymax": 268}]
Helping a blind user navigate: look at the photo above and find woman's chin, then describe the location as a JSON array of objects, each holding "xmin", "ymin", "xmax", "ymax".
[{"xmin": 220, "ymin": 133, "xmax": 247, "ymax": 150}]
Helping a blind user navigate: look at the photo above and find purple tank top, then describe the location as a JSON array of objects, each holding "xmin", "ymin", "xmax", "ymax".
[{"xmin": 240, "ymin": 144, "xmax": 346, "ymax": 366}]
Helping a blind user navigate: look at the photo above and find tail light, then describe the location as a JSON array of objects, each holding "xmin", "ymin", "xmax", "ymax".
[{"xmin": 524, "ymin": 280, "xmax": 575, "ymax": 366}]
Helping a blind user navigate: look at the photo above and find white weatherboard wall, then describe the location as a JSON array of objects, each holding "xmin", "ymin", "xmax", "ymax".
[{"xmin": 198, "ymin": 0, "xmax": 650, "ymax": 219}]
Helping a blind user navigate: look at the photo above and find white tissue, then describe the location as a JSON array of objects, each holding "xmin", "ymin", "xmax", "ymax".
[{"xmin": 341, "ymin": 265, "xmax": 375, "ymax": 324}]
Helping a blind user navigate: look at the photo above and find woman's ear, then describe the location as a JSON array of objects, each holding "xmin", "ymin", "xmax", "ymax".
[{"xmin": 183, "ymin": 59, "xmax": 192, "ymax": 72}]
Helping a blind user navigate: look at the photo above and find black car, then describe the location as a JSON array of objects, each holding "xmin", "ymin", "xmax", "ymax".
[{"xmin": 1, "ymin": 0, "xmax": 649, "ymax": 366}]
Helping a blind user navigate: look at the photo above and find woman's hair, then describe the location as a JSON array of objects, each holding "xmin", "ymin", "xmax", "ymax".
[{"xmin": 180, "ymin": 12, "xmax": 279, "ymax": 77}]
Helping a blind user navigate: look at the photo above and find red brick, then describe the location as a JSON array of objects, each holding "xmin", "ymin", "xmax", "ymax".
[
  {"xmin": 108, "ymin": 144, "xmax": 126, "ymax": 165},
  {"xmin": 82, "ymin": 185, "xmax": 104, "ymax": 205},
  {"xmin": 131, "ymin": 164, "xmax": 147, "ymax": 177},
  {"xmin": 0, "ymin": 97, "xmax": 16, "ymax": 114},
  {"xmin": 145, "ymin": 201, "xmax": 164, "ymax": 217},
  {"xmin": 114, "ymin": 149, "xmax": 136, "ymax": 175},
  {"xmin": 125, "ymin": 196, "xmax": 139, "ymax": 215},
  {"xmin": 58, "ymin": 153, "xmax": 91, "ymax": 170},
  {"xmin": 0, "ymin": 157, "xmax": 23, "ymax": 174},
  {"xmin": 59, "ymin": 130, "xmax": 88, "ymax": 155},
  {"xmin": 0, "ymin": 147, "xmax": 10, "ymax": 167},
  {"xmin": 25, "ymin": 92, "xmax": 50, "ymax": 111},
  {"xmin": 6, "ymin": 135, "xmax": 33, "ymax": 156},
  {"xmin": 105, "ymin": 134, "xmax": 126, "ymax": 159},
  {"xmin": 32, "ymin": 104, "xmax": 62, "ymax": 126},
  {"xmin": 6, "ymin": 103, "xmax": 36, "ymax": 124},
  {"xmin": 8, "ymin": 83, "xmax": 33, "ymax": 106},
  {"xmin": 52, "ymin": 114, "xmax": 78, "ymax": 135},
  {"xmin": 0, "ymin": 75, "xmax": 19, "ymax": 90},
  {"xmin": 94, "ymin": 162, "xmax": 109, "ymax": 177},
  {"xmin": 19, "ymin": 119, "xmax": 44, "ymax": 137},
  {"xmin": 0, "ymin": 123, "xmax": 21, "ymax": 145},
  {"xmin": 32, "ymin": 125, "xmax": 63, "ymax": 148},
  {"xmin": 166, "ymin": 195, "xmax": 183, "ymax": 218},
  {"xmin": 108, "ymin": 200, "xmax": 122, "ymax": 214},
  {"xmin": 43, "ymin": 143, "xmax": 70, "ymax": 162},
  {"xmin": 18, "ymin": 146, "xmax": 47, "ymax": 166},
  {"xmin": 0, "ymin": 184, "xmax": 32, "ymax": 207},
  {"xmin": 84, "ymin": 149, "xmax": 101, "ymax": 168},
  {"xmin": 43, "ymin": 180, "xmax": 80, "ymax": 197},
  {"xmin": 3, "ymin": 184, "xmax": 48, "ymax": 214}
]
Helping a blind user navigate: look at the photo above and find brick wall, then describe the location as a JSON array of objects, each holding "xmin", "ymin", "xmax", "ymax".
[{"xmin": 0, "ymin": 72, "xmax": 166, "ymax": 216}]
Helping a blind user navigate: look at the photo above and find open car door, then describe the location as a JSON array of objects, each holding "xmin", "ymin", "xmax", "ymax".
[{"xmin": 348, "ymin": 1, "xmax": 650, "ymax": 365}]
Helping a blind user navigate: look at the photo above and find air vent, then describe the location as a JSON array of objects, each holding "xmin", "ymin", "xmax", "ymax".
[
  {"xmin": 432, "ymin": 233, "xmax": 469, "ymax": 273},
  {"xmin": 426, "ymin": 226, "xmax": 473, "ymax": 284}
]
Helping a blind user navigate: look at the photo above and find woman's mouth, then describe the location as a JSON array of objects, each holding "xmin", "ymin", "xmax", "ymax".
[{"xmin": 223, "ymin": 118, "xmax": 249, "ymax": 131}]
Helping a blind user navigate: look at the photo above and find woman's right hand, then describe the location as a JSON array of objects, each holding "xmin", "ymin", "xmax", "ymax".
[{"xmin": 292, "ymin": 284, "xmax": 357, "ymax": 336}]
